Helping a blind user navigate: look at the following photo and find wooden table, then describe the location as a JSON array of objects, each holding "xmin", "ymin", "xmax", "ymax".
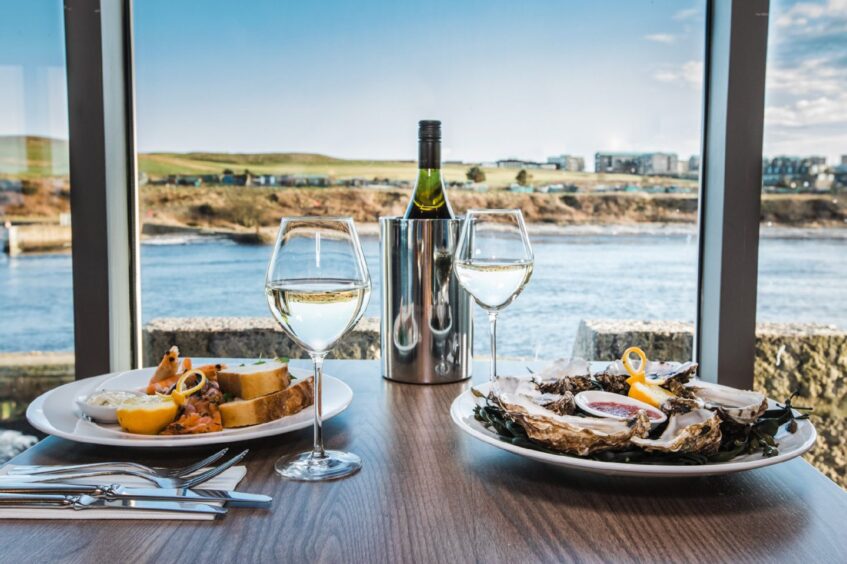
[{"xmin": 2, "ymin": 359, "xmax": 846, "ymax": 563}]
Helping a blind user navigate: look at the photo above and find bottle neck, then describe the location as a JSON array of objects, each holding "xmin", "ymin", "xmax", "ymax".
[{"xmin": 418, "ymin": 139, "xmax": 441, "ymax": 170}]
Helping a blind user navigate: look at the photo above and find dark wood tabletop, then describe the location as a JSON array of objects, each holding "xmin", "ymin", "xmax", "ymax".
[{"xmin": 2, "ymin": 359, "xmax": 846, "ymax": 563}]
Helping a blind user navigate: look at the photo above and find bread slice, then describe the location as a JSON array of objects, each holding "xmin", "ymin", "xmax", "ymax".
[
  {"xmin": 217, "ymin": 360, "xmax": 290, "ymax": 400},
  {"xmin": 220, "ymin": 378, "xmax": 314, "ymax": 428}
]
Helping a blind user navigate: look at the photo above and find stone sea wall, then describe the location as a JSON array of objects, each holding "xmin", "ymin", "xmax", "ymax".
[
  {"xmin": 574, "ymin": 320, "xmax": 846, "ymax": 488},
  {"xmin": 143, "ymin": 316, "xmax": 381, "ymax": 365}
]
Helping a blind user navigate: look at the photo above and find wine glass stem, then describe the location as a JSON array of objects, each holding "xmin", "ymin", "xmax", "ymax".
[
  {"xmin": 310, "ymin": 352, "xmax": 327, "ymax": 459},
  {"xmin": 488, "ymin": 311, "xmax": 498, "ymax": 382}
]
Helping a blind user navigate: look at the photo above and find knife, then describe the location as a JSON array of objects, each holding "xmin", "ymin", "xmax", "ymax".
[
  {"xmin": 0, "ymin": 493, "xmax": 227, "ymax": 516},
  {"xmin": 0, "ymin": 482, "xmax": 272, "ymax": 508}
]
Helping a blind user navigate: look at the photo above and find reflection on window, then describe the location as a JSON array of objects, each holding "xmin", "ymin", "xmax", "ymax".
[
  {"xmin": 0, "ymin": 1, "xmax": 71, "ymax": 459},
  {"xmin": 757, "ymin": 0, "xmax": 846, "ymax": 489}
]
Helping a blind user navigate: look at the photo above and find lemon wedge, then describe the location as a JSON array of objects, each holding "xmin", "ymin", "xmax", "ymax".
[
  {"xmin": 116, "ymin": 396, "xmax": 178, "ymax": 435},
  {"xmin": 628, "ymin": 381, "xmax": 675, "ymax": 409},
  {"xmin": 622, "ymin": 346, "xmax": 648, "ymax": 386},
  {"xmin": 171, "ymin": 370, "xmax": 207, "ymax": 406}
]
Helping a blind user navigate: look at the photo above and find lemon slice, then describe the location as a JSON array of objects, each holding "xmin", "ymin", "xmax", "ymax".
[
  {"xmin": 628, "ymin": 381, "xmax": 675, "ymax": 409},
  {"xmin": 171, "ymin": 370, "xmax": 207, "ymax": 406},
  {"xmin": 622, "ymin": 346, "xmax": 648, "ymax": 386},
  {"xmin": 116, "ymin": 396, "xmax": 179, "ymax": 435}
]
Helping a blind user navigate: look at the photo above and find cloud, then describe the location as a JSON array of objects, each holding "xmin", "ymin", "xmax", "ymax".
[
  {"xmin": 775, "ymin": 0, "xmax": 845, "ymax": 28},
  {"xmin": 652, "ymin": 61, "xmax": 703, "ymax": 87},
  {"xmin": 766, "ymin": 95, "xmax": 847, "ymax": 127},
  {"xmin": 673, "ymin": 7, "xmax": 702, "ymax": 21},
  {"xmin": 644, "ymin": 33, "xmax": 675, "ymax": 44},
  {"xmin": 763, "ymin": 0, "xmax": 847, "ymax": 155}
]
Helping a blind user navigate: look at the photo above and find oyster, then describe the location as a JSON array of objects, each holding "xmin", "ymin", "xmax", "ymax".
[
  {"xmin": 631, "ymin": 409, "xmax": 722, "ymax": 455},
  {"xmin": 490, "ymin": 376, "xmax": 651, "ymax": 456},
  {"xmin": 661, "ymin": 396, "xmax": 701, "ymax": 416},
  {"xmin": 538, "ymin": 391, "xmax": 577, "ymax": 416},
  {"xmin": 653, "ymin": 362, "xmax": 699, "ymax": 399},
  {"xmin": 594, "ymin": 360, "xmax": 630, "ymax": 395},
  {"xmin": 686, "ymin": 380, "xmax": 767, "ymax": 425},
  {"xmin": 535, "ymin": 358, "xmax": 595, "ymax": 395}
]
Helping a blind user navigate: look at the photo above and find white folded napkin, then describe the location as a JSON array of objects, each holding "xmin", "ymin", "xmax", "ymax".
[{"xmin": 0, "ymin": 465, "xmax": 246, "ymax": 520}]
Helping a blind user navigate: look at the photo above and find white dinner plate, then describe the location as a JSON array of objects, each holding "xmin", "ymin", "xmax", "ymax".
[
  {"xmin": 450, "ymin": 381, "xmax": 817, "ymax": 477},
  {"xmin": 26, "ymin": 364, "xmax": 352, "ymax": 448}
]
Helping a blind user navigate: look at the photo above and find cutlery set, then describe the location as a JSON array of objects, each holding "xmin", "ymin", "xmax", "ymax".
[{"xmin": 0, "ymin": 448, "xmax": 269, "ymax": 517}]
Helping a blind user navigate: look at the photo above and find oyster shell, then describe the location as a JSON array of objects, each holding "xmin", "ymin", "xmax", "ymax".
[
  {"xmin": 538, "ymin": 391, "xmax": 577, "ymax": 416},
  {"xmin": 594, "ymin": 360, "xmax": 630, "ymax": 395},
  {"xmin": 594, "ymin": 359, "xmax": 698, "ymax": 396},
  {"xmin": 490, "ymin": 376, "xmax": 651, "ymax": 456},
  {"xmin": 686, "ymin": 380, "xmax": 768, "ymax": 425},
  {"xmin": 661, "ymin": 396, "xmax": 701, "ymax": 416},
  {"xmin": 535, "ymin": 358, "xmax": 595, "ymax": 395},
  {"xmin": 631, "ymin": 408, "xmax": 722, "ymax": 455}
]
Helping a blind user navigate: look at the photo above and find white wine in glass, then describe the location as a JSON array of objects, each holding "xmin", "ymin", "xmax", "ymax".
[
  {"xmin": 454, "ymin": 209, "xmax": 534, "ymax": 382},
  {"xmin": 265, "ymin": 217, "xmax": 371, "ymax": 481}
]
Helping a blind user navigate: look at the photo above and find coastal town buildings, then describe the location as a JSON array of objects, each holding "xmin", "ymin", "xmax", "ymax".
[
  {"xmin": 496, "ymin": 158, "xmax": 556, "ymax": 170},
  {"xmin": 546, "ymin": 154, "xmax": 586, "ymax": 172},
  {"xmin": 594, "ymin": 151, "xmax": 679, "ymax": 175},
  {"xmin": 762, "ymin": 156, "xmax": 830, "ymax": 191}
]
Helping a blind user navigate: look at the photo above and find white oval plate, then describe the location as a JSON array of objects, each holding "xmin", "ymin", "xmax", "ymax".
[
  {"xmin": 26, "ymin": 364, "xmax": 352, "ymax": 448},
  {"xmin": 450, "ymin": 381, "xmax": 817, "ymax": 477}
]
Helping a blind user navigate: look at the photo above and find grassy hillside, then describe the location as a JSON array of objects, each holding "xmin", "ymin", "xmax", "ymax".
[
  {"xmin": 0, "ymin": 136, "xmax": 69, "ymax": 177},
  {"xmin": 138, "ymin": 152, "xmax": 692, "ymax": 190},
  {"xmin": 1, "ymin": 136, "xmax": 696, "ymax": 191}
]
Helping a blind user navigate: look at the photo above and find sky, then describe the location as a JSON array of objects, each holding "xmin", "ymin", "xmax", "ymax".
[{"xmin": 0, "ymin": 0, "xmax": 845, "ymax": 167}]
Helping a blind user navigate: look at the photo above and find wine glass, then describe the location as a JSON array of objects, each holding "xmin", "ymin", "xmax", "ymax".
[
  {"xmin": 454, "ymin": 209, "xmax": 533, "ymax": 382},
  {"xmin": 265, "ymin": 217, "xmax": 371, "ymax": 481}
]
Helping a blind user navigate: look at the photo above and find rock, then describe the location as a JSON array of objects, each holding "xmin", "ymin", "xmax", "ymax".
[
  {"xmin": 143, "ymin": 316, "xmax": 381, "ymax": 365},
  {"xmin": 572, "ymin": 319, "xmax": 694, "ymax": 361},
  {"xmin": 0, "ymin": 352, "xmax": 75, "ymax": 412}
]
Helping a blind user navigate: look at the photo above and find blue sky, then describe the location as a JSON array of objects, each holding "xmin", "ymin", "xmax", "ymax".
[{"xmin": 1, "ymin": 0, "xmax": 845, "ymax": 166}]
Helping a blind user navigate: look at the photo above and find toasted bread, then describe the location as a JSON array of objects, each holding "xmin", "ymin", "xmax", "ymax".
[
  {"xmin": 217, "ymin": 360, "xmax": 290, "ymax": 400},
  {"xmin": 220, "ymin": 378, "xmax": 313, "ymax": 428}
]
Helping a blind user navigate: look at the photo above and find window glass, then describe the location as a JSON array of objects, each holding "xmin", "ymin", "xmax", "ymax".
[
  {"xmin": 757, "ymin": 0, "xmax": 846, "ymax": 488},
  {"xmin": 0, "ymin": 1, "xmax": 71, "ymax": 453},
  {"xmin": 134, "ymin": 0, "xmax": 705, "ymax": 362}
]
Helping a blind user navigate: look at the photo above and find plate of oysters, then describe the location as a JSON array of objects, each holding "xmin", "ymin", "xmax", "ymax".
[{"xmin": 451, "ymin": 347, "xmax": 816, "ymax": 477}]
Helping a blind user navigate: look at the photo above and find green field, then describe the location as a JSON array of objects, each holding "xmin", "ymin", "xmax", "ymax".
[
  {"xmin": 0, "ymin": 135, "xmax": 696, "ymax": 190},
  {"xmin": 0, "ymin": 136, "xmax": 69, "ymax": 177}
]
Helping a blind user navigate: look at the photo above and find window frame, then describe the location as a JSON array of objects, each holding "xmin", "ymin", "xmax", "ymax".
[{"xmin": 63, "ymin": 0, "xmax": 770, "ymax": 387}]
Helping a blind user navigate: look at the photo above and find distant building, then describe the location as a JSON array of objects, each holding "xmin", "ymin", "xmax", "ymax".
[
  {"xmin": 639, "ymin": 153, "xmax": 679, "ymax": 175},
  {"xmin": 688, "ymin": 155, "xmax": 700, "ymax": 173},
  {"xmin": 496, "ymin": 158, "xmax": 554, "ymax": 170},
  {"xmin": 762, "ymin": 156, "xmax": 828, "ymax": 190},
  {"xmin": 841, "ymin": 155, "xmax": 847, "ymax": 166},
  {"xmin": 496, "ymin": 159, "xmax": 528, "ymax": 169},
  {"xmin": 595, "ymin": 152, "xmax": 641, "ymax": 174},
  {"xmin": 595, "ymin": 152, "xmax": 678, "ymax": 176},
  {"xmin": 547, "ymin": 155, "xmax": 585, "ymax": 172},
  {"xmin": 832, "ymin": 164, "xmax": 847, "ymax": 190}
]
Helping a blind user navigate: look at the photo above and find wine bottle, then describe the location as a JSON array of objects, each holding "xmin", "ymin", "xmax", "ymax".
[{"xmin": 403, "ymin": 120, "xmax": 454, "ymax": 219}]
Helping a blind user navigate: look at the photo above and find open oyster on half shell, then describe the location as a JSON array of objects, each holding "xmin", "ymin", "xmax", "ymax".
[
  {"xmin": 631, "ymin": 408, "xmax": 722, "ymax": 455},
  {"xmin": 490, "ymin": 376, "xmax": 651, "ymax": 456},
  {"xmin": 686, "ymin": 380, "xmax": 768, "ymax": 425}
]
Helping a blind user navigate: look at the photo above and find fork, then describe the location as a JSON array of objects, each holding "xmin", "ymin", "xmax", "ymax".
[
  {"xmin": 2, "ymin": 450, "xmax": 249, "ymax": 489},
  {"xmin": 7, "ymin": 448, "xmax": 229, "ymax": 478}
]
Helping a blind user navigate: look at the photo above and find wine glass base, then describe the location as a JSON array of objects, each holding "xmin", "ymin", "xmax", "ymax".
[{"xmin": 274, "ymin": 450, "xmax": 362, "ymax": 481}]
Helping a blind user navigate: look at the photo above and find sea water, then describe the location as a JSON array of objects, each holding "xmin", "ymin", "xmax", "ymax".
[{"xmin": 1, "ymin": 231, "xmax": 845, "ymax": 358}]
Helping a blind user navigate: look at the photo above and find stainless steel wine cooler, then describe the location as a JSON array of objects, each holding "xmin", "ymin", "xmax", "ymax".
[{"xmin": 380, "ymin": 217, "xmax": 473, "ymax": 383}]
